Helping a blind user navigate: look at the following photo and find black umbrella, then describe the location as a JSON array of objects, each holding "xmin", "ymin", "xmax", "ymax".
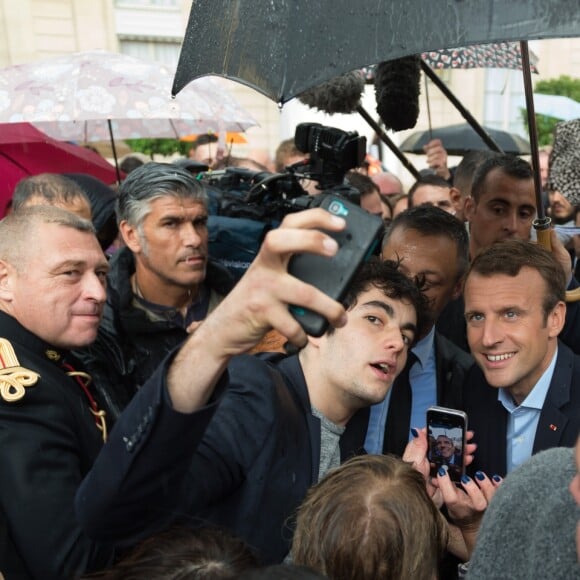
[
  {"xmin": 172, "ymin": 0, "xmax": 580, "ymax": 103},
  {"xmin": 399, "ymin": 123, "xmax": 530, "ymax": 156}
]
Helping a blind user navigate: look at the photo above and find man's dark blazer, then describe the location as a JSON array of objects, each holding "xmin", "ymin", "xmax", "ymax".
[
  {"xmin": 463, "ymin": 341, "xmax": 580, "ymax": 478},
  {"xmin": 433, "ymin": 332, "xmax": 474, "ymax": 410},
  {"xmin": 381, "ymin": 331, "xmax": 474, "ymax": 455},
  {"xmin": 76, "ymin": 352, "xmax": 368, "ymax": 565}
]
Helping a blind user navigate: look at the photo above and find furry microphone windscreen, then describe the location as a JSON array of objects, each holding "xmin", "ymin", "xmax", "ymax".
[
  {"xmin": 298, "ymin": 70, "xmax": 365, "ymax": 115},
  {"xmin": 374, "ymin": 56, "xmax": 421, "ymax": 132}
]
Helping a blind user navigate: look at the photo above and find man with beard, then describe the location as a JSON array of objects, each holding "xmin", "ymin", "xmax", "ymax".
[
  {"xmin": 548, "ymin": 186, "xmax": 576, "ymax": 247},
  {"xmin": 77, "ymin": 163, "xmax": 234, "ymax": 421}
]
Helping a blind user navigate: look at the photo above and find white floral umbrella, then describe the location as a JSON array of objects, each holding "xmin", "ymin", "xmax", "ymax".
[{"xmin": 0, "ymin": 50, "xmax": 257, "ymax": 171}]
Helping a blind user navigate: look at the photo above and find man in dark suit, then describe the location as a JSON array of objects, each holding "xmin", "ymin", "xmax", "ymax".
[
  {"xmin": 75, "ymin": 208, "xmax": 426, "ymax": 564},
  {"xmin": 365, "ymin": 206, "xmax": 474, "ymax": 456},
  {"xmin": 463, "ymin": 240, "xmax": 580, "ymax": 477},
  {"xmin": 437, "ymin": 153, "xmax": 580, "ymax": 355}
]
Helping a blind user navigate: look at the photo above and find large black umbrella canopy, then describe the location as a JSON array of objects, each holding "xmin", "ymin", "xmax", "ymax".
[
  {"xmin": 173, "ymin": 0, "xmax": 580, "ymax": 103},
  {"xmin": 399, "ymin": 123, "xmax": 531, "ymax": 156}
]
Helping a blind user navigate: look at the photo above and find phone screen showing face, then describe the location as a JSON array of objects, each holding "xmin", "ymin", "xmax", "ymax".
[{"xmin": 427, "ymin": 406, "xmax": 468, "ymax": 483}]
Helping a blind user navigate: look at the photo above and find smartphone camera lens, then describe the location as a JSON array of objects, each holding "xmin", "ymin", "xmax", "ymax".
[{"xmin": 328, "ymin": 201, "xmax": 348, "ymax": 217}]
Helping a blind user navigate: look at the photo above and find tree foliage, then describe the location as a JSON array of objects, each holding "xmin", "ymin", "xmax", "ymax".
[
  {"xmin": 125, "ymin": 138, "xmax": 190, "ymax": 157},
  {"xmin": 520, "ymin": 75, "xmax": 580, "ymax": 146}
]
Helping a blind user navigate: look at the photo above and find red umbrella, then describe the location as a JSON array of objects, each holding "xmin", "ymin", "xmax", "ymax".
[{"xmin": 0, "ymin": 122, "xmax": 120, "ymax": 217}]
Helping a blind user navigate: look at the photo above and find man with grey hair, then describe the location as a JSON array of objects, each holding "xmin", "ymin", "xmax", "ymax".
[
  {"xmin": 0, "ymin": 206, "xmax": 113, "ymax": 577},
  {"xmin": 77, "ymin": 162, "xmax": 234, "ymax": 420},
  {"xmin": 11, "ymin": 173, "xmax": 92, "ymax": 220}
]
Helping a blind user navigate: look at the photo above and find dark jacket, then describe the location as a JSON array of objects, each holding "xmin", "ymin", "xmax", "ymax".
[
  {"xmin": 463, "ymin": 341, "xmax": 580, "ymax": 477},
  {"xmin": 433, "ymin": 331, "xmax": 474, "ymax": 409},
  {"xmin": 380, "ymin": 331, "xmax": 474, "ymax": 455},
  {"xmin": 77, "ymin": 247, "xmax": 235, "ymax": 422},
  {"xmin": 76, "ymin": 353, "xmax": 369, "ymax": 564},
  {"xmin": 0, "ymin": 311, "xmax": 113, "ymax": 579}
]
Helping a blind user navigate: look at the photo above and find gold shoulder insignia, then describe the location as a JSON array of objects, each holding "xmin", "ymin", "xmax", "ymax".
[{"xmin": 0, "ymin": 338, "xmax": 40, "ymax": 402}]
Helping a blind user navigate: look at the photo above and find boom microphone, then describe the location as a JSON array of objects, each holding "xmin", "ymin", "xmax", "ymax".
[
  {"xmin": 374, "ymin": 55, "xmax": 421, "ymax": 132},
  {"xmin": 298, "ymin": 70, "xmax": 365, "ymax": 115}
]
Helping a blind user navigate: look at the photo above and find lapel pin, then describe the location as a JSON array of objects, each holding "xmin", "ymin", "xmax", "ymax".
[{"xmin": 549, "ymin": 424, "xmax": 558, "ymax": 431}]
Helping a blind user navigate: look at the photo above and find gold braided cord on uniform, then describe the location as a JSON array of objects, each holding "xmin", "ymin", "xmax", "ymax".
[
  {"xmin": 0, "ymin": 367, "xmax": 40, "ymax": 402},
  {"xmin": 65, "ymin": 370, "xmax": 108, "ymax": 443},
  {"xmin": 0, "ymin": 338, "xmax": 39, "ymax": 402}
]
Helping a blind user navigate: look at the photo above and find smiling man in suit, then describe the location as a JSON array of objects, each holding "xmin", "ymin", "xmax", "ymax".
[{"xmin": 463, "ymin": 239, "xmax": 580, "ymax": 477}]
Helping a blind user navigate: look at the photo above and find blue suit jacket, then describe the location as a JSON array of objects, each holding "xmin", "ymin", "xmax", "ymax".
[
  {"xmin": 76, "ymin": 352, "xmax": 368, "ymax": 564},
  {"xmin": 463, "ymin": 341, "xmax": 580, "ymax": 477}
]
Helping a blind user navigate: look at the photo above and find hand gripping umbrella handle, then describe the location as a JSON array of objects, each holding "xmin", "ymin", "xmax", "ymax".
[{"xmin": 535, "ymin": 218, "xmax": 580, "ymax": 302}]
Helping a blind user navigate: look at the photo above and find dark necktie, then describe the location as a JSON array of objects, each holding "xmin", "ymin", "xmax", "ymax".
[{"xmin": 383, "ymin": 351, "xmax": 418, "ymax": 456}]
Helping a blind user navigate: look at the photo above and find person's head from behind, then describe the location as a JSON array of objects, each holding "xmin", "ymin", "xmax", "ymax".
[
  {"xmin": 302, "ymin": 259, "xmax": 426, "ymax": 424},
  {"xmin": 0, "ymin": 206, "xmax": 108, "ymax": 349},
  {"xmin": 116, "ymin": 162, "xmax": 209, "ymax": 298},
  {"xmin": 81, "ymin": 525, "xmax": 258, "ymax": 579},
  {"xmin": 120, "ymin": 155, "xmax": 145, "ymax": 175},
  {"xmin": 371, "ymin": 172, "xmax": 403, "ymax": 197},
  {"xmin": 346, "ymin": 171, "xmax": 383, "ymax": 217},
  {"xmin": 464, "ymin": 240, "xmax": 566, "ymax": 404},
  {"xmin": 64, "ymin": 173, "xmax": 119, "ymax": 251},
  {"xmin": 12, "ymin": 173, "xmax": 92, "ymax": 220},
  {"xmin": 465, "ymin": 155, "xmax": 535, "ymax": 257},
  {"xmin": 408, "ymin": 174, "xmax": 460, "ymax": 215},
  {"xmin": 569, "ymin": 436, "xmax": 580, "ymax": 561},
  {"xmin": 292, "ymin": 454, "xmax": 447, "ymax": 580},
  {"xmin": 381, "ymin": 205, "xmax": 469, "ymax": 333},
  {"xmin": 239, "ymin": 565, "xmax": 327, "ymax": 580},
  {"xmin": 451, "ymin": 150, "xmax": 499, "ymax": 221},
  {"xmin": 275, "ymin": 137, "xmax": 307, "ymax": 172}
]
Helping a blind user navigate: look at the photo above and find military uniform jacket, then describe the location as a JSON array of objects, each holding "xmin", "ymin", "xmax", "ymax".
[{"xmin": 0, "ymin": 311, "xmax": 113, "ymax": 580}]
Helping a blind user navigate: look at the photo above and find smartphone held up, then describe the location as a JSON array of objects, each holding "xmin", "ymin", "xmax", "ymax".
[
  {"xmin": 426, "ymin": 406, "xmax": 468, "ymax": 483},
  {"xmin": 288, "ymin": 194, "xmax": 383, "ymax": 336}
]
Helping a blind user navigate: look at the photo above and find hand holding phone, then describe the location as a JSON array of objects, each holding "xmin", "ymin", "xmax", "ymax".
[
  {"xmin": 426, "ymin": 406, "xmax": 468, "ymax": 483},
  {"xmin": 287, "ymin": 194, "xmax": 383, "ymax": 336}
]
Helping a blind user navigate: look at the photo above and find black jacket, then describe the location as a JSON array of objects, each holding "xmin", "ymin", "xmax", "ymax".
[
  {"xmin": 379, "ymin": 331, "xmax": 474, "ymax": 456},
  {"xmin": 76, "ymin": 353, "xmax": 369, "ymax": 564},
  {"xmin": 0, "ymin": 311, "xmax": 113, "ymax": 579},
  {"xmin": 77, "ymin": 247, "xmax": 235, "ymax": 422}
]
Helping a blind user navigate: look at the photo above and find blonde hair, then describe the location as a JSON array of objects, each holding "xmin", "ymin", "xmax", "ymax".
[{"xmin": 292, "ymin": 454, "xmax": 447, "ymax": 580}]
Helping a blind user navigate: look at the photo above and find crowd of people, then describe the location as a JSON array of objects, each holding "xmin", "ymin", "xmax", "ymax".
[{"xmin": 0, "ymin": 121, "xmax": 578, "ymax": 580}]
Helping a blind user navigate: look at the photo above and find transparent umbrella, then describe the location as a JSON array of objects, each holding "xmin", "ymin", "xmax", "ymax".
[{"xmin": 0, "ymin": 50, "xmax": 257, "ymax": 178}]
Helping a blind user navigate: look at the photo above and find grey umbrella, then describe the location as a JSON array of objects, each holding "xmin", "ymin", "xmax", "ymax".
[
  {"xmin": 172, "ymin": 0, "xmax": 580, "ymax": 103},
  {"xmin": 399, "ymin": 123, "xmax": 530, "ymax": 156}
]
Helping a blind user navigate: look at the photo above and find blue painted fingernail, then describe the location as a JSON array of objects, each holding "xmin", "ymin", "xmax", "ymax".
[
  {"xmin": 410, "ymin": 428, "xmax": 419, "ymax": 438},
  {"xmin": 492, "ymin": 474, "xmax": 502, "ymax": 483},
  {"xmin": 475, "ymin": 471, "xmax": 485, "ymax": 481},
  {"xmin": 438, "ymin": 467, "xmax": 447, "ymax": 477},
  {"xmin": 461, "ymin": 475, "xmax": 471, "ymax": 484}
]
